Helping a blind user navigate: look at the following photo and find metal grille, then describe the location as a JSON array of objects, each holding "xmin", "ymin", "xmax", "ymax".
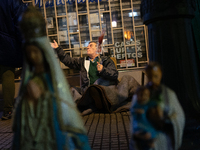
[{"xmin": 29, "ymin": 0, "xmax": 149, "ymax": 70}]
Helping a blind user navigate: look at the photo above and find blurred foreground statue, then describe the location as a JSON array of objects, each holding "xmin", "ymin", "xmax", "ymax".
[
  {"xmin": 12, "ymin": 6, "xmax": 91, "ymax": 150},
  {"xmin": 130, "ymin": 86, "xmax": 161, "ymax": 150},
  {"xmin": 130, "ymin": 62, "xmax": 185, "ymax": 150}
]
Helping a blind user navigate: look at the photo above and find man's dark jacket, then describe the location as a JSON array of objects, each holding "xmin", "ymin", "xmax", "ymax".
[
  {"xmin": 55, "ymin": 46, "xmax": 118, "ymax": 93},
  {"xmin": 0, "ymin": 0, "xmax": 27, "ymax": 67}
]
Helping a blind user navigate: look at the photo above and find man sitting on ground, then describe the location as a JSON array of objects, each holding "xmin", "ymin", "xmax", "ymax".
[
  {"xmin": 51, "ymin": 40, "xmax": 118, "ymax": 95},
  {"xmin": 51, "ymin": 40, "xmax": 139, "ymax": 115}
]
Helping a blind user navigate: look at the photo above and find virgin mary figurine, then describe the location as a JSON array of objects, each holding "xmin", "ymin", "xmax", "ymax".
[{"xmin": 12, "ymin": 6, "xmax": 91, "ymax": 150}]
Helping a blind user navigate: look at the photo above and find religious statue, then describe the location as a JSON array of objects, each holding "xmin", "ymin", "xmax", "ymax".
[
  {"xmin": 12, "ymin": 6, "xmax": 91, "ymax": 150},
  {"xmin": 130, "ymin": 86, "xmax": 163, "ymax": 150},
  {"xmin": 130, "ymin": 62, "xmax": 185, "ymax": 150}
]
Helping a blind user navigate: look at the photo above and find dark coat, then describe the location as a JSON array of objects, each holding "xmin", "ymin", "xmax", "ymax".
[
  {"xmin": 0, "ymin": 0, "xmax": 27, "ymax": 67},
  {"xmin": 55, "ymin": 46, "xmax": 118, "ymax": 93},
  {"xmin": 77, "ymin": 75, "xmax": 140, "ymax": 113}
]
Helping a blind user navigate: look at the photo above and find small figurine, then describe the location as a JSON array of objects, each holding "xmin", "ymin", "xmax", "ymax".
[
  {"xmin": 130, "ymin": 86, "xmax": 162, "ymax": 150},
  {"xmin": 12, "ymin": 6, "xmax": 91, "ymax": 150},
  {"xmin": 130, "ymin": 62, "xmax": 185, "ymax": 150}
]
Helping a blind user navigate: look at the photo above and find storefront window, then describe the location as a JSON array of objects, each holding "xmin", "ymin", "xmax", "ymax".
[{"xmin": 30, "ymin": 0, "xmax": 148, "ymax": 70}]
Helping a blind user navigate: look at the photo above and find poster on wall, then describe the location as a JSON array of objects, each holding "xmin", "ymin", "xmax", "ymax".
[
  {"xmin": 120, "ymin": 59, "xmax": 135, "ymax": 68},
  {"xmin": 59, "ymin": 30, "xmax": 68, "ymax": 41},
  {"xmin": 47, "ymin": 17, "xmax": 54, "ymax": 28},
  {"xmin": 110, "ymin": 40, "xmax": 146, "ymax": 68},
  {"xmin": 92, "ymin": 31, "xmax": 101, "ymax": 37},
  {"xmin": 90, "ymin": 13, "xmax": 99, "ymax": 24},
  {"xmin": 111, "ymin": 40, "xmax": 143, "ymax": 59},
  {"xmin": 68, "ymin": 12, "xmax": 77, "ymax": 26},
  {"xmin": 73, "ymin": 44, "xmax": 80, "ymax": 55}
]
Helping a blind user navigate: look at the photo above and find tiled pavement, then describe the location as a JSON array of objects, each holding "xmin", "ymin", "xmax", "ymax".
[
  {"xmin": 0, "ymin": 112, "xmax": 13, "ymax": 150},
  {"xmin": 0, "ymin": 111, "xmax": 200, "ymax": 150},
  {"xmin": 0, "ymin": 112, "xmax": 131, "ymax": 150},
  {"xmin": 83, "ymin": 112, "xmax": 131, "ymax": 150}
]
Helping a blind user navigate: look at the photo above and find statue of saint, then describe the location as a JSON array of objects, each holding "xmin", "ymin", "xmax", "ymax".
[
  {"xmin": 12, "ymin": 6, "xmax": 91, "ymax": 150},
  {"xmin": 130, "ymin": 62, "xmax": 185, "ymax": 150},
  {"xmin": 130, "ymin": 86, "xmax": 162, "ymax": 150}
]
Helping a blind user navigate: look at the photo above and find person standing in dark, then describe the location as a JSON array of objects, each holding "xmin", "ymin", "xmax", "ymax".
[{"xmin": 0, "ymin": 0, "xmax": 27, "ymax": 120}]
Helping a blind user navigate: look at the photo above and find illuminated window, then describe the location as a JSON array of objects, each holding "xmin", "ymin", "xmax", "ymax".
[{"xmin": 31, "ymin": 0, "xmax": 148, "ymax": 70}]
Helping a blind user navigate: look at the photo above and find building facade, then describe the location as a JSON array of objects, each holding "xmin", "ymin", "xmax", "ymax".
[{"xmin": 24, "ymin": 0, "xmax": 148, "ymax": 72}]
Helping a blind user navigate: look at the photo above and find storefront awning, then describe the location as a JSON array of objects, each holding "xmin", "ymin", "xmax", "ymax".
[{"xmin": 35, "ymin": 0, "xmax": 105, "ymax": 7}]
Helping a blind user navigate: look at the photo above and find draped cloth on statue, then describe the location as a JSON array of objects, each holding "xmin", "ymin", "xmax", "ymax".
[{"xmin": 12, "ymin": 36, "xmax": 91, "ymax": 150}]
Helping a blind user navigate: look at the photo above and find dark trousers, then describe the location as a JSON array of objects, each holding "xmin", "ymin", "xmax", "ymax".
[{"xmin": 0, "ymin": 65, "xmax": 15, "ymax": 112}]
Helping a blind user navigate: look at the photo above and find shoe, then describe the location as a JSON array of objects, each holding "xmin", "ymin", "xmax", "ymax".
[
  {"xmin": 81, "ymin": 108, "xmax": 93, "ymax": 116},
  {"xmin": 1, "ymin": 111, "xmax": 12, "ymax": 120}
]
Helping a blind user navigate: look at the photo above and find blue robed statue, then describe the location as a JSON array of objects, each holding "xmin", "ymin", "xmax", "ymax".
[{"xmin": 12, "ymin": 6, "xmax": 91, "ymax": 150}]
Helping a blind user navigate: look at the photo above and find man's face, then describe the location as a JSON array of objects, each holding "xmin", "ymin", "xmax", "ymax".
[
  {"xmin": 87, "ymin": 42, "xmax": 97, "ymax": 57},
  {"xmin": 146, "ymin": 66, "xmax": 162, "ymax": 89}
]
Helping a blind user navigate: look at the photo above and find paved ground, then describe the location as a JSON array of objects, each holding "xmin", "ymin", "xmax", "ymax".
[
  {"xmin": 0, "ymin": 111, "xmax": 200, "ymax": 150},
  {"xmin": 0, "ymin": 112, "xmax": 13, "ymax": 150},
  {"xmin": 0, "ymin": 112, "xmax": 131, "ymax": 150},
  {"xmin": 83, "ymin": 112, "xmax": 131, "ymax": 150}
]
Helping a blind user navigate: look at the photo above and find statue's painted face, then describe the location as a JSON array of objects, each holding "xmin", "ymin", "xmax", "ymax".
[
  {"xmin": 146, "ymin": 66, "xmax": 162, "ymax": 88},
  {"xmin": 25, "ymin": 45, "xmax": 44, "ymax": 66},
  {"xmin": 137, "ymin": 88, "xmax": 150, "ymax": 105}
]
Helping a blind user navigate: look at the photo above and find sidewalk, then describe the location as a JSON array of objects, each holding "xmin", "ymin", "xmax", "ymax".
[
  {"xmin": 0, "ymin": 112, "xmax": 131, "ymax": 150},
  {"xmin": 0, "ymin": 112, "xmax": 13, "ymax": 150},
  {"xmin": 0, "ymin": 111, "xmax": 200, "ymax": 150}
]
